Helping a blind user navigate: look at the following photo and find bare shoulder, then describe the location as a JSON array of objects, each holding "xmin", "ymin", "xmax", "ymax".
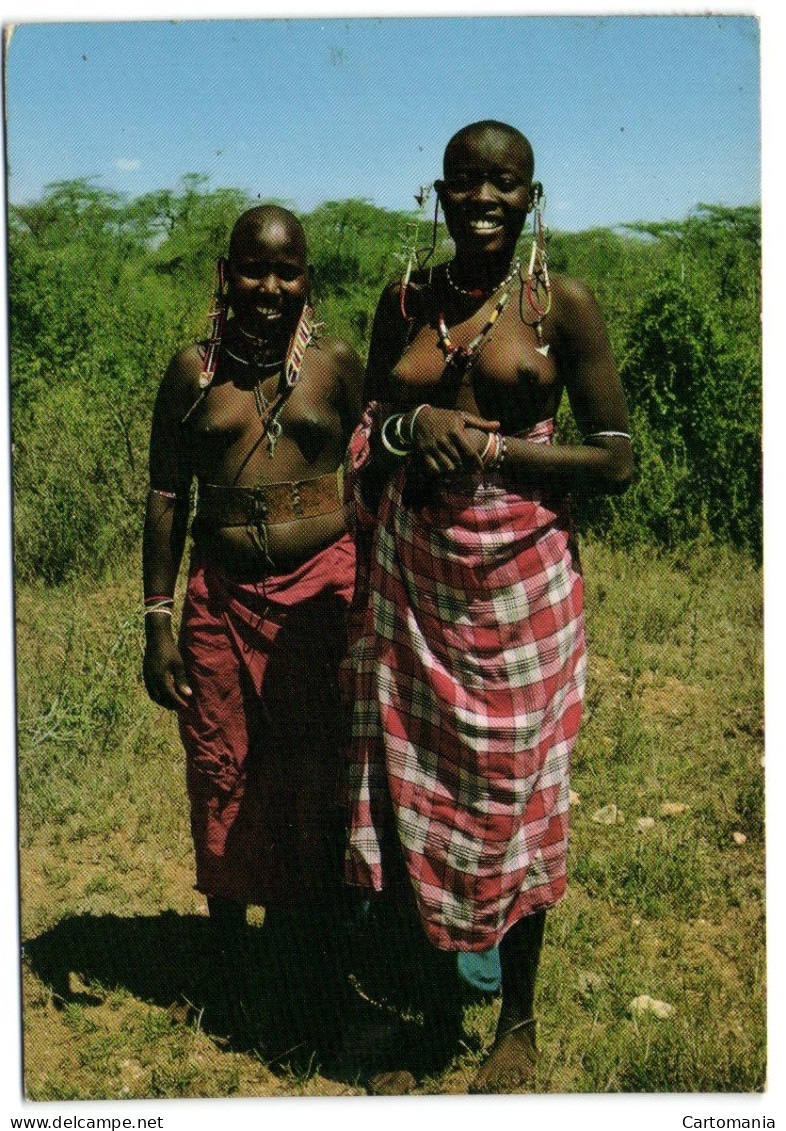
[
  {"xmin": 304, "ymin": 334, "xmax": 364, "ymax": 427},
  {"xmin": 306, "ymin": 333, "xmax": 364, "ymax": 409},
  {"xmin": 551, "ymin": 273, "xmax": 603, "ymax": 329},
  {"xmin": 308, "ymin": 333, "xmax": 363, "ymax": 385},
  {"xmin": 382, "ymin": 263, "xmax": 434, "ymax": 325},
  {"xmin": 550, "ymin": 273, "xmax": 613, "ymax": 362},
  {"xmin": 164, "ymin": 343, "xmax": 204, "ymax": 390},
  {"xmin": 155, "ymin": 343, "xmax": 205, "ymax": 421},
  {"xmin": 375, "ymin": 278, "xmax": 405, "ymax": 317},
  {"xmin": 314, "ymin": 334, "xmax": 362, "ymax": 370}
]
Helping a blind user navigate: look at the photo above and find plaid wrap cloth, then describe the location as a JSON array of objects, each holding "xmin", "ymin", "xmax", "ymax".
[{"xmin": 344, "ymin": 416, "xmax": 586, "ymax": 950}]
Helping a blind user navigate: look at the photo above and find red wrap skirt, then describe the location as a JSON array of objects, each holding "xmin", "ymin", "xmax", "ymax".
[{"xmin": 177, "ymin": 534, "xmax": 355, "ymax": 907}]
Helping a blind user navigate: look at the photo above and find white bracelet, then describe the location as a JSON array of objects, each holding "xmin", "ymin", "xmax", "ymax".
[
  {"xmin": 479, "ymin": 433, "xmax": 495, "ymax": 464},
  {"xmin": 381, "ymin": 413, "xmax": 411, "ymax": 457},
  {"xmin": 394, "ymin": 414, "xmax": 410, "ymax": 447},
  {"xmin": 584, "ymin": 430, "xmax": 631, "ymax": 441},
  {"xmin": 407, "ymin": 403, "xmax": 429, "ymax": 444}
]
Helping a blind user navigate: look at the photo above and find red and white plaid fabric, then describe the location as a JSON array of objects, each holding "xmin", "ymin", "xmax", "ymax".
[{"xmin": 345, "ymin": 418, "xmax": 586, "ymax": 950}]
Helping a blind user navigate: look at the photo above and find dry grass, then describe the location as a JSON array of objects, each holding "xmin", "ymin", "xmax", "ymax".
[{"xmin": 16, "ymin": 538, "xmax": 765, "ymax": 1098}]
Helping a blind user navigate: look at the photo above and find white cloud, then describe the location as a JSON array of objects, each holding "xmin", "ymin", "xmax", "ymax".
[{"xmin": 115, "ymin": 158, "xmax": 141, "ymax": 171}]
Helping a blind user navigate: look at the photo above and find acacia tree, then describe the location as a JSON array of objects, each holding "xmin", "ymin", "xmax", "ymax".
[{"xmin": 8, "ymin": 181, "xmax": 761, "ymax": 582}]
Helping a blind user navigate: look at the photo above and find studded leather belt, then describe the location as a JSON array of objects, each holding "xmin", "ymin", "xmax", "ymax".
[{"xmin": 195, "ymin": 468, "xmax": 344, "ymax": 529}]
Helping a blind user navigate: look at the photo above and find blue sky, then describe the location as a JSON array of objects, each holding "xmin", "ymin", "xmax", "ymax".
[{"xmin": 5, "ymin": 15, "xmax": 760, "ymax": 232}]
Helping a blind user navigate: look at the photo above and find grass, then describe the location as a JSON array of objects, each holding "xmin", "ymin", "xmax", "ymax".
[{"xmin": 16, "ymin": 538, "xmax": 765, "ymax": 1097}]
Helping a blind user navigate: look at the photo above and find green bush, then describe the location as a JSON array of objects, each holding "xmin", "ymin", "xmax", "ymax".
[{"xmin": 9, "ymin": 181, "xmax": 761, "ymax": 584}]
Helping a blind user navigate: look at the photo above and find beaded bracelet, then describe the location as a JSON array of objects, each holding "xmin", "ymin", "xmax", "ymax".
[
  {"xmin": 144, "ymin": 595, "xmax": 174, "ymax": 618},
  {"xmin": 488, "ymin": 435, "xmax": 508, "ymax": 470},
  {"xmin": 149, "ymin": 487, "xmax": 179, "ymax": 500}
]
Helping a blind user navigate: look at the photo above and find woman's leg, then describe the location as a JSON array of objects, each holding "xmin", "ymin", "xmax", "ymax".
[
  {"xmin": 207, "ymin": 895, "xmax": 248, "ymax": 936},
  {"xmin": 470, "ymin": 909, "xmax": 546, "ymax": 1093},
  {"xmin": 205, "ymin": 896, "xmax": 258, "ymax": 1043}
]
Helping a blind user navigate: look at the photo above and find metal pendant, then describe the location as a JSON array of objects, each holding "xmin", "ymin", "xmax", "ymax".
[{"xmin": 266, "ymin": 418, "xmax": 282, "ymax": 458}]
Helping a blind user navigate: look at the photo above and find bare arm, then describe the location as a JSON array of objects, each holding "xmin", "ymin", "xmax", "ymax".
[
  {"xmin": 364, "ymin": 284, "xmax": 410, "ymax": 406},
  {"xmin": 499, "ymin": 276, "xmax": 633, "ymax": 494},
  {"xmin": 142, "ymin": 349, "xmax": 199, "ymax": 710},
  {"xmin": 331, "ymin": 337, "xmax": 365, "ymax": 443}
]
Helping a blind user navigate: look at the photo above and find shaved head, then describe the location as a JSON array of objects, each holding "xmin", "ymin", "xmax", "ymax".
[
  {"xmin": 444, "ymin": 121, "xmax": 535, "ymax": 184},
  {"xmin": 228, "ymin": 205, "xmax": 307, "ymax": 262}
]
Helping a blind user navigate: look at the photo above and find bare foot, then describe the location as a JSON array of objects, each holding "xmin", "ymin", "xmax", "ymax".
[
  {"xmin": 469, "ymin": 1018, "xmax": 536, "ymax": 1094},
  {"xmin": 367, "ymin": 1070, "xmax": 417, "ymax": 1095}
]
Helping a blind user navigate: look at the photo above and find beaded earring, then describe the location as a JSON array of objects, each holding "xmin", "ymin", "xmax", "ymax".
[
  {"xmin": 523, "ymin": 183, "xmax": 552, "ymax": 356},
  {"xmin": 399, "ymin": 184, "xmax": 438, "ymax": 321},
  {"xmin": 199, "ymin": 257, "xmax": 229, "ymax": 389}
]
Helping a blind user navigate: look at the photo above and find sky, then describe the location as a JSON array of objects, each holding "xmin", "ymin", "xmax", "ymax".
[{"xmin": 5, "ymin": 14, "xmax": 761, "ymax": 232}]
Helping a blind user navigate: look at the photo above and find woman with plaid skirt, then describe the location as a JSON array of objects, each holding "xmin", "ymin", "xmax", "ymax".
[{"xmin": 344, "ymin": 121, "xmax": 632, "ymax": 1093}]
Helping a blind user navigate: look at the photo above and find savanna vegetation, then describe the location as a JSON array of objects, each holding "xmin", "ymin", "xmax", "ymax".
[{"xmin": 11, "ymin": 177, "xmax": 764, "ymax": 1097}]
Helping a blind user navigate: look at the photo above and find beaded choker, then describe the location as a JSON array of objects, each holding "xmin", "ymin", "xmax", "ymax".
[
  {"xmin": 223, "ymin": 345, "xmax": 286, "ymax": 371},
  {"xmin": 445, "ymin": 258, "xmax": 520, "ymax": 300}
]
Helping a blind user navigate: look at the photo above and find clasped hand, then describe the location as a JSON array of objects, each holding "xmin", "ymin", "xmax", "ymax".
[{"xmin": 409, "ymin": 406, "xmax": 500, "ymax": 476}]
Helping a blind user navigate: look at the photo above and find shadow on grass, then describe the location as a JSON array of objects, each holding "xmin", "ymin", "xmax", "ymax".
[{"xmin": 22, "ymin": 907, "xmax": 482, "ymax": 1089}]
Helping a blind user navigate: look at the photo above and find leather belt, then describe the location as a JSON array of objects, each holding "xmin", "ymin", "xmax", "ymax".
[{"xmin": 195, "ymin": 468, "xmax": 344, "ymax": 529}]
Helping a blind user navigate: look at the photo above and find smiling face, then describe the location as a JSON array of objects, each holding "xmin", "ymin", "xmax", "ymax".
[
  {"xmin": 436, "ymin": 123, "xmax": 534, "ymax": 268},
  {"xmin": 226, "ymin": 207, "xmax": 309, "ymax": 341}
]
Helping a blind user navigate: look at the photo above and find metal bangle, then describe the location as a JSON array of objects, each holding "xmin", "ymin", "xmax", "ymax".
[
  {"xmin": 381, "ymin": 413, "xmax": 411, "ymax": 457},
  {"xmin": 584, "ymin": 430, "xmax": 631, "ymax": 441},
  {"xmin": 407, "ymin": 403, "xmax": 429, "ymax": 444}
]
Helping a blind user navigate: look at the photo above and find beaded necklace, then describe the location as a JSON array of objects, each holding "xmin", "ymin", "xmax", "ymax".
[
  {"xmin": 223, "ymin": 346, "xmax": 286, "ymax": 371},
  {"xmin": 250, "ymin": 304, "xmax": 320, "ymax": 457},
  {"xmin": 436, "ymin": 265, "xmax": 518, "ymax": 378}
]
